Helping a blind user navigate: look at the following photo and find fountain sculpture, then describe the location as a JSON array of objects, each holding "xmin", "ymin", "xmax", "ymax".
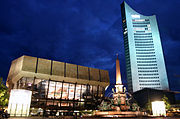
[{"xmin": 95, "ymin": 55, "xmax": 145, "ymax": 117}]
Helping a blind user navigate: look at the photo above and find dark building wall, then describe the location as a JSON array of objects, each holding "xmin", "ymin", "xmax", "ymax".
[
  {"xmin": 132, "ymin": 88, "xmax": 176, "ymax": 108},
  {"xmin": 121, "ymin": 2, "xmax": 133, "ymax": 93}
]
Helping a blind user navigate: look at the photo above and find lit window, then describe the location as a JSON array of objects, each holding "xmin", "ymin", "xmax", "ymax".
[{"xmin": 131, "ymin": 15, "xmax": 140, "ymax": 18}]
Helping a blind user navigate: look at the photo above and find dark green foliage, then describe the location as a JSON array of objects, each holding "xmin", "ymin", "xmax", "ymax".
[
  {"xmin": 162, "ymin": 95, "xmax": 171, "ymax": 110},
  {"xmin": 145, "ymin": 99, "xmax": 152, "ymax": 114},
  {"xmin": 0, "ymin": 78, "xmax": 9, "ymax": 109},
  {"xmin": 98, "ymin": 101, "xmax": 111, "ymax": 111}
]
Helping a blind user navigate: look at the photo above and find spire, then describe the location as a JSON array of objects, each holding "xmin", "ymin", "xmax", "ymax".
[{"xmin": 116, "ymin": 54, "xmax": 122, "ymax": 84}]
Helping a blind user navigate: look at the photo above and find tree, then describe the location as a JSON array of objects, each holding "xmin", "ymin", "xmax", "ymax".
[
  {"xmin": 0, "ymin": 77, "xmax": 9, "ymax": 109},
  {"xmin": 145, "ymin": 99, "xmax": 152, "ymax": 114},
  {"xmin": 162, "ymin": 95, "xmax": 171, "ymax": 110}
]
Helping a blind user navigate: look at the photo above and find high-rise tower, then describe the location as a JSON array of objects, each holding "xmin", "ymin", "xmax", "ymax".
[{"xmin": 121, "ymin": 2, "xmax": 169, "ymax": 93}]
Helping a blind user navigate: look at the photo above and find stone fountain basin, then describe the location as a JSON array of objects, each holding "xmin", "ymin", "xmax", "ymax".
[{"xmin": 95, "ymin": 111, "xmax": 145, "ymax": 117}]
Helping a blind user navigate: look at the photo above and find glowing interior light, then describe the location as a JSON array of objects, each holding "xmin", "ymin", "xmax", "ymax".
[
  {"xmin": 8, "ymin": 89, "xmax": 32, "ymax": 117},
  {"xmin": 105, "ymin": 86, "xmax": 109, "ymax": 90},
  {"xmin": 131, "ymin": 14, "xmax": 140, "ymax": 18},
  {"xmin": 152, "ymin": 101, "xmax": 166, "ymax": 116}
]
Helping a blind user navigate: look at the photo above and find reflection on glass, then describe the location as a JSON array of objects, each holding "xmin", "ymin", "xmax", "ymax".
[
  {"xmin": 20, "ymin": 78, "xmax": 26, "ymax": 89},
  {"xmin": 55, "ymin": 82, "xmax": 62, "ymax": 99},
  {"xmin": 47, "ymin": 101, "xmax": 53, "ymax": 106},
  {"xmin": 69, "ymin": 84, "xmax": 74, "ymax": 99},
  {"xmin": 62, "ymin": 83, "xmax": 68, "ymax": 99},
  {"xmin": 48, "ymin": 81, "xmax": 55, "ymax": 98},
  {"xmin": 15, "ymin": 77, "xmax": 105, "ymax": 110},
  {"xmin": 26, "ymin": 78, "xmax": 33, "ymax": 90},
  {"xmin": 75, "ymin": 85, "xmax": 81, "ymax": 100},
  {"xmin": 40, "ymin": 80, "xmax": 48, "ymax": 98},
  {"xmin": 61, "ymin": 101, "xmax": 69, "ymax": 106},
  {"xmin": 93, "ymin": 86, "xmax": 97, "ymax": 96}
]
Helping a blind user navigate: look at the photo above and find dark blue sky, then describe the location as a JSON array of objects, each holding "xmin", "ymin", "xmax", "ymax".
[{"xmin": 0, "ymin": 0, "xmax": 180, "ymax": 98}]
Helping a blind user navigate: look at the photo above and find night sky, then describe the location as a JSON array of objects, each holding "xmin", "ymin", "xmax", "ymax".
[{"xmin": 0, "ymin": 0, "xmax": 180, "ymax": 99}]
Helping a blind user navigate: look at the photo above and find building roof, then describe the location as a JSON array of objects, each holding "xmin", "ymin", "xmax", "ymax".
[{"xmin": 7, "ymin": 55, "xmax": 110, "ymax": 88}]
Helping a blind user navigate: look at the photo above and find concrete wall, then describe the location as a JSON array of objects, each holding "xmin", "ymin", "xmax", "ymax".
[
  {"xmin": 52, "ymin": 61, "xmax": 64, "ymax": 76},
  {"xmin": 90, "ymin": 68, "xmax": 100, "ymax": 81},
  {"xmin": 7, "ymin": 55, "xmax": 110, "ymax": 88},
  {"xmin": 66, "ymin": 63, "xmax": 77, "ymax": 78},
  {"xmin": 37, "ymin": 58, "xmax": 51, "ymax": 75},
  {"xmin": 78, "ymin": 65, "xmax": 89, "ymax": 80},
  {"xmin": 22, "ymin": 56, "xmax": 37, "ymax": 72}
]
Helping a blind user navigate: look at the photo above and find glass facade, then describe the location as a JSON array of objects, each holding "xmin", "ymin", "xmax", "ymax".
[
  {"xmin": 7, "ymin": 55, "xmax": 109, "ymax": 116},
  {"xmin": 121, "ymin": 2, "xmax": 169, "ymax": 92},
  {"xmin": 15, "ymin": 77, "xmax": 105, "ymax": 115}
]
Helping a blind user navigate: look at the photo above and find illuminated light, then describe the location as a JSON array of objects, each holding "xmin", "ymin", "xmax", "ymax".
[
  {"xmin": 123, "ymin": 31, "xmax": 127, "ymax": 34},
  {"xmin": 131, "ymin": 15, "xmax": 140, "ymax": 18},
  {"xmin": 74, "ymin": 110, "xmax": 79, "ymax": 112},
  {"xmin": 105, "ymin": 86, "xmax": 109, "ymax": 90},
  {"xmin": 8, "ymin": 89, "xmax": 32, "ymax": 117},
  {"xmin": 133, "ymin": 19, "xmax": 145, "ymax": 22},
  {"xmin": 133, "ymin": 27, "xmax": 145, "ymax": 31},
  {"xmin": 152, "ymin": 101, "xmax": 166, "ymax": 116}
]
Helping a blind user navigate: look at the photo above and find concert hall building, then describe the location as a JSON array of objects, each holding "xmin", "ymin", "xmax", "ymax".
[{"xmin": 6, "ymin": 55, "xmax": 109, "ymax": 116}]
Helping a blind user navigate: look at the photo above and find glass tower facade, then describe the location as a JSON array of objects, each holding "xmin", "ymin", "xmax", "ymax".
[{"xmin": 121, "ymin": 2, "xmax": 169, "ymax": 93}]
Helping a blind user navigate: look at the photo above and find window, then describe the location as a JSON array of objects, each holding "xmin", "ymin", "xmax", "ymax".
[
  {"xmin": 75, "ymin": 84, "xmax": 81, "ymax": 100},
  {"xmin": 62, "ymin": 83, "xmax": 69, "ymax": 99},
  {"xmin": 139, "ymin": 83, "xmax": 160, "ymax": 86},
  {"xmin": 134, "ymin": 36, "xmax": 152, "ymax": 38},
  {"xmin": 137, "ymin": 61, "xmax": 156, "ymax": 63},
  {"xmin": 55, "ymin": 82, "xmax": 62, "ymax": 99},
  {"xmin": 135, "ymin": 44, "xmax": 154, "ymax": 46},
  {"xmin": 142, "ymin": 73, "xmax": 159, "ymax": 76},
  {"xmin": 136, "ymin": 52, "xmax": 155, "ymax": 54},
  {"xmin": 133, "ymin": 25, "xmax": 147, "ymax": 27},
  {"xmin": 136, "ymin": 55, "xmax": 156, "ymax": 57},
  {"xmin": 48, "ymin": 81, "xmax": 56, "ymax": 99},
  {"xmin": 132, "ymin": 19, "xmax": 145, "ymax": 22},
  {"xmin": 133, "ymin": 22, "xmax": 150, "ymax": 24},
  {"xmin": 68, "ymin": 84, "xmax": 75, "ymax": 99},
  {"xmin": 134, "ymin": 38, "xmax": 153, "ymax": 40},
  {"xmin": 138, "ymin": 67, "xmax": 158, "ymax": 69},
  {"xmin": 139, "ymin": 77, "xmax": 159, "ymax": 79},
  {"xmin": 138, "ymin": 70, "xmax": 158, "ymax": 72},
  {"xmin": 137, "ymin": 58, "xmax": 156, "ymax": 60},
  {"xmin": 40, "ymin": 80, "xmax": 48, "ymax": 98},
  {"xmin": 26, "ymin": 77, "xmax": 33, "ymax": 90},
  {"xmin": 135, "ymin": 41, "xmax": 153, "ymax": 43},
  {"xmin": 135, "ymin": 46, "xmax": 154, "ymax": 48},
  {"xmin": 137, "ymin": 64, "xmax": 157, "ymax": 66},
  {"xmin": 139, "ymin": 80, "xmax": 160, "ymax": 82}
]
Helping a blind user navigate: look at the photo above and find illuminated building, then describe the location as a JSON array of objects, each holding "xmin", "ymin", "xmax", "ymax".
[
  {"xmin": 121, "ymin": 2, "xmax": 169, "ymax": 93},
  {"xmin": 132, "ymin": 88, "xmax": 176, "ymax": 109},
  {"xmin": 151, "ymin": 101, "xmax": 166, "ymax": 116},
  {"xmin": 6, "ymin": 55, "xmax": 109, "ymax": 116}
]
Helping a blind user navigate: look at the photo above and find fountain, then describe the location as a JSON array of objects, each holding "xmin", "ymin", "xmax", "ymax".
[{"xmin": 94, "ymin": 55, "xmax": 145, "ymax": 117}]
